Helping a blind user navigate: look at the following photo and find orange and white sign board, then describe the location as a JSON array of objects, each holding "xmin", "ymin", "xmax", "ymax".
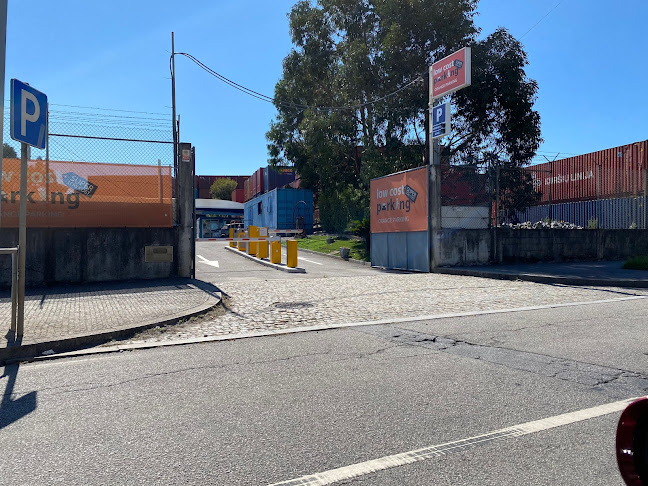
[
  {"xmin": 0, "ymin": 158, "xmax": 173, "ymax": 228},
  {"xmin": 430, "ymin": 47, "xmax": 471, "ymax": 99},
  {"xmin": 370, "ymin": 167, "xmax": 428, "ymax": 234}
]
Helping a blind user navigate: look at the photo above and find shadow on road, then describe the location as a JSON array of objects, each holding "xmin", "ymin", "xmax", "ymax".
[{"xmin": 0, "ymin": 363, "xmax": 37, "ymax": 429}]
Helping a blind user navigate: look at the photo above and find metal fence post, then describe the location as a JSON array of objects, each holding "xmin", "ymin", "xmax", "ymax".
[
  {"xmin": 17, "ymin": 143, "xmax": 28, "ymax": 337},
  {"xmin": 495, "ymin": 165, "xmax": 500, "ymax": 227},
  {"xmin": 549, "ymin": 159, "xmax": 553, "ymax": 223}
]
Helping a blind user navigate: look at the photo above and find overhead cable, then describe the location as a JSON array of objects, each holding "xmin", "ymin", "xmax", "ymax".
[{"xmin": 173, "ymin": 51, "xmax": 424, "ymax": 112}]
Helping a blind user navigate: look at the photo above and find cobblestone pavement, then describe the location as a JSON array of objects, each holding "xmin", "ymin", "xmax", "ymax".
[
  {"xmin": 0, "ymin": 280, "xmax": 219, "ymax": 348},
  {"xmin": 123, "ymin": 273, "xmax": 648, "ymax": 344}
]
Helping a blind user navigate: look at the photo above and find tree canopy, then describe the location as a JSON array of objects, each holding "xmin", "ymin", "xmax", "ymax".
[
  {"xmin": 210, "ymin": 178, "xmax": 238, "ymax": 200},
  {"xmin": 3, "ymin": 143, "xmax": 17, "ymax": 158},
  {"xmin": 267, "ymin": 0, "xmax": 542, "ymax": 231}
]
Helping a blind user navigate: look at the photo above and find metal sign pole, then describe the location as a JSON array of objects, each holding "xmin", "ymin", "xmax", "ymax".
[
  {"xmin": 17, "ymin": 142, "xmax": 27, "ymax": 336},
  {"xmin": 0, "ymin": 0, "xmax": 7, "ymax": 229}
]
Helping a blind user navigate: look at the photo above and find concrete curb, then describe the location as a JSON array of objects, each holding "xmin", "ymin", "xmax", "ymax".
[
  {"xmin": 431, "ymin": 267, "xmax": 648, "ymax": 288},
  {"xmin": 292, "ymin": 246, "xmax": 371, "ymax": 266},
  {"xmin": 224, "ymin": 245, "xmax": 306, "ymax": 273},
  {"xmin": 23, "ymin": 294, "xmax": 648, "ymax": 364},
  {"xmin": 0, "ymin": 281, "xmax": 222, "ymax": 366}
]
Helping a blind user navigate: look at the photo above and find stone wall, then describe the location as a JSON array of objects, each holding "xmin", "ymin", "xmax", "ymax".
[{"xmin": 435, "ymin": 229, "xmax": 648, "ymax": 267}]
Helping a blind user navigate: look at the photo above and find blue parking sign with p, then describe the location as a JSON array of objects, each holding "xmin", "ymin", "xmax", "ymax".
[
  {"xmin": 10, "ymin": 79, "xmax": 48, "ymax": 149},
  {"xmin": 431, "ymin": 102, "xmax": 450, "ymax": 139}
]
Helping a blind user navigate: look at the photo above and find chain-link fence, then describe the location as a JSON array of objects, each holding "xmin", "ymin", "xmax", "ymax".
[
  {"xmin": 1, "ymin": 108, "xmax": 174, "ymax": 228},
  {"xmin": 440, "ymin": 164, "xmax": 491, "ymax": 228},
  {"xmin": 440, "ymin": 161, "xmax": 648, "ymax": 230}
]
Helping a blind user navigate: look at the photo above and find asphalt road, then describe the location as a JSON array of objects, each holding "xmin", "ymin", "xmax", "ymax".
[
  {"xmin": 1, "ymin": 297, "xmax": 645, "ymax": 485},
  {"xmin": 195, "ymin": 240, "xmax": 380, "ymax": 282}
]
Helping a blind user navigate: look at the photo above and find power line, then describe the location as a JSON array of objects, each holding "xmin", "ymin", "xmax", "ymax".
[
  {"xmin": 47, "ymin": 109, "xmax": 168, "ymax": 122},
  {"xmin": 3, "ymin": 100, "xmax": 170, "ymax": 116},
  {"xmin": 174, "ymin": 51, "xmax": 424, "ymax": 112},
  {"xmin": 48, "ymin": 103, "xmax": 170, "ymax": 116},
  {"xmin": 519, "ymin": 1, "xmax": 566, "ymax": 40}
]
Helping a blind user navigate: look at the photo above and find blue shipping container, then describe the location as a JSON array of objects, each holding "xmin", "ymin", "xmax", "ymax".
[{"xmin": 244, "ymin": 188, "xmax": 314, "ymax": 232}]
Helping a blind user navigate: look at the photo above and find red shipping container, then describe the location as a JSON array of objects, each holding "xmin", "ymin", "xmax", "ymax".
[
  {"xmin": 230, "ymin": 188, "xmax": 245, "ymax": 203},
  {"xmin": 528, "ymin": 140, "xmax": 648, "ymax": 204}
]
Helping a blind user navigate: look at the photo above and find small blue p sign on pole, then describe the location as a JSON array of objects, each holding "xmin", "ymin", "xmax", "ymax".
[{"xmin": 10, "ymin": 78, "xmax": 47, "ymax": 149}]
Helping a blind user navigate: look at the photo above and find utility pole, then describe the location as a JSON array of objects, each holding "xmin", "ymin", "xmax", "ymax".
[{"xmin": 171, "ymin": 32, "xmax": 179, "ymax": 224}]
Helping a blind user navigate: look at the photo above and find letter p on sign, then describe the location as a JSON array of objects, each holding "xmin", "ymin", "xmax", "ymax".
[{"xmin": 10, "ymin": 79, "xmax": 48, "ymax": 150}]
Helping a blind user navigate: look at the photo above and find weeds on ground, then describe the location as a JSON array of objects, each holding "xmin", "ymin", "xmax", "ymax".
[{"xmin": 623, "ymin": 256, "xmax": 648, "ymax": 271}]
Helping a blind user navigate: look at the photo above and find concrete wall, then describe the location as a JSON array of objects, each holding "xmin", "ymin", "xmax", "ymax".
[
  {"xmin": 435, "ymin": 228, "xmax": 648, "ymax": 266},
  {"xmin": 435, "ymin": 229, "xmax": 491, "ymax": 266},
  {"xmin": 0, "ymin": 227, "xmax": 177, "ymax": 287}
]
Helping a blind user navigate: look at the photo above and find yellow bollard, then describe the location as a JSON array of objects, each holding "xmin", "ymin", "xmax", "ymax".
[
  {"xmin": 287, "ymin": 239, "xmax": 298, "ymax": 268},
  {"xmin": 257, "ymin": 239, "xmax": 269, "ymax": 259},
  {"xmin": 229, "ymin": 227, "xmax": 235, "ymax": 248},
  {"xmin": 248, "ymin": 226, "xmax": 258, "ymax": 256},
  {"xmin": 237, "ymin": 232, "xmax": 246, "ymax": 251},
  {"xmin": 270, "ymin": 241, "xmax": 282, "ymax": 264}
]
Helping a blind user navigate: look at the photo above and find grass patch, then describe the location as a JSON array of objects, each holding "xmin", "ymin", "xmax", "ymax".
[
  {"xmin": 623, "ymin": 256, "xmax": 648, "ymax": 270},
  {"xmin": 292, "ymin": 235, "xmax": 369, "ymax": 261}
]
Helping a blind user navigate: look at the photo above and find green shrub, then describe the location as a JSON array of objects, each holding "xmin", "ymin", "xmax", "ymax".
[{"xmin": 623, "ymin": 256, "xmax": 648, "ymax": 270}]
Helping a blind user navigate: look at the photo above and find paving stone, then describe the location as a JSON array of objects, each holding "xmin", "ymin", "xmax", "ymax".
[
  {"xmin": 124, "ymin": 273, "xmax": 648, "ymax": 345},
  {"xmin": 0, "ymin": 280, "xmax": 217, "ymax": 348}
]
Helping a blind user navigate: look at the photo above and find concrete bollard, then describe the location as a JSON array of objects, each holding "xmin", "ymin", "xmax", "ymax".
[
  {"xmin": 237, "ymin": 232, "xmax": 246, "ymax": 252},
  {"xmin": 229, "ymin": 227, "xmax": 235, "ymax": 248},
  {"xmin": 248, "ymin": 226, "xmax": 258, "ymax": 256},
  {"xmin": 257, "ymin": 239, "xmax": 269, "ymax": 259},
  {"xmin": 270, "ymin": 241, "xmax": 282, "ymax": 264},
  {"xmin": 287, "ymin": 239, "xmax": 298, "ymax": 268}
]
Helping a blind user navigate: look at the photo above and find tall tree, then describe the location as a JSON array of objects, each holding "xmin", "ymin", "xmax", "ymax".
[
  {"xmin": 267, "ymin": 0, "xmax": 541, "ymax": 231},
  {"xmin": 210, "ymin": 178, "xmax": 238, "ymax": 200}
]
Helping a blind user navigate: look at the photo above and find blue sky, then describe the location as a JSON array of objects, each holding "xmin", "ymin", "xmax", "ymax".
[{"xmin": 4, "ymin": 0, "xmax": 648, "ymax": 175}]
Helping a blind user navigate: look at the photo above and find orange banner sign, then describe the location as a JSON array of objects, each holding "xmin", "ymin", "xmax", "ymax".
[
  {"xmin": 0, "ymin": 159, "xmax": 173, "ymax": 227},
  {"xmin": 370, "ymin": 166, "xmax": 428, "ymax": 233},
  {"xmin": 431, "ymin": 47, "xmax": 472, "ymax": 99}
]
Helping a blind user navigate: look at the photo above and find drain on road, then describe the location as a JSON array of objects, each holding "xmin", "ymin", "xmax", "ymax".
[{"xmin": 273, "ymin": 302, "xmax": 314, "ymax": 309}]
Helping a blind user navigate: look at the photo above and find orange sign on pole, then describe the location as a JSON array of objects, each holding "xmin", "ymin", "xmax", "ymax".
[
  {"xmin": 430, "ymin": 47, "xmax": 472, "ymax": 99},
  {"xmin": 370, "ymin": 166, "xmax": 428, "ymax": 234}
]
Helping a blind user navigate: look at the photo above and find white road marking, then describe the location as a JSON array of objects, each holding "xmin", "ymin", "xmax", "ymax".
[
  {"xmin": 269, "ymin": 398, "xmax": 638, "ymax": 485},
  {"xmin": 297, "ymin": 256, "xmax": 323, "ymax": 265},
  {"xmin": 197, "ymin": 255, "xmax": 219, "ymax": 268}
]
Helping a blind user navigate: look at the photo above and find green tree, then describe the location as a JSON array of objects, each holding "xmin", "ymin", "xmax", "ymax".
[
  {"xmin": 3, "ymin": 143, "xmax": 17, "ymax": 158},
  {"xmin": 267, "ymin": 0, "xmax": 542, "ymax": 231},
  {"xmin": 209, "ymin": 178, "xmax": 238, "ymax": 200}
]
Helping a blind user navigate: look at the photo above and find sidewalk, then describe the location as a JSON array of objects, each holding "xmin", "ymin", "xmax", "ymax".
[
  {"xmin": 0, "ymin": 279, "xmax": 221, "ymax": 363},
  {"xmin": 433, "ymin": 261, "xmax": 648, "ymax": 288}
]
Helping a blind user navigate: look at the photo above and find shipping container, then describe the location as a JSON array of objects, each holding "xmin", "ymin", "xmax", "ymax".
[
  {"xmin": 440, "ymin": 165, "xmax": 490, "ymax": 206},
  {"xmin": 244, "ymin": 178, "xmax": 251, "ymax": 202},
  {"xmin": 194, "ymin": 175, "xmax": 249, "ymax": 199},
  {"xmin": 527, "ymin": 140, "xmax": 648, "ymax": 204},
  {"xmin": 243, "ymin": 188, "xmax": 314, "ymax": 233},
  {"xmin": 230, "ymin": 188, "xmax": 245, "ymax": 203},
  {"xmin": 516, "ymin": 196, "xmax": 648, "ymax": 229},
  {"xmin": 264, "ymin": 165, "xmax": 296, "ymax": 192}
]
